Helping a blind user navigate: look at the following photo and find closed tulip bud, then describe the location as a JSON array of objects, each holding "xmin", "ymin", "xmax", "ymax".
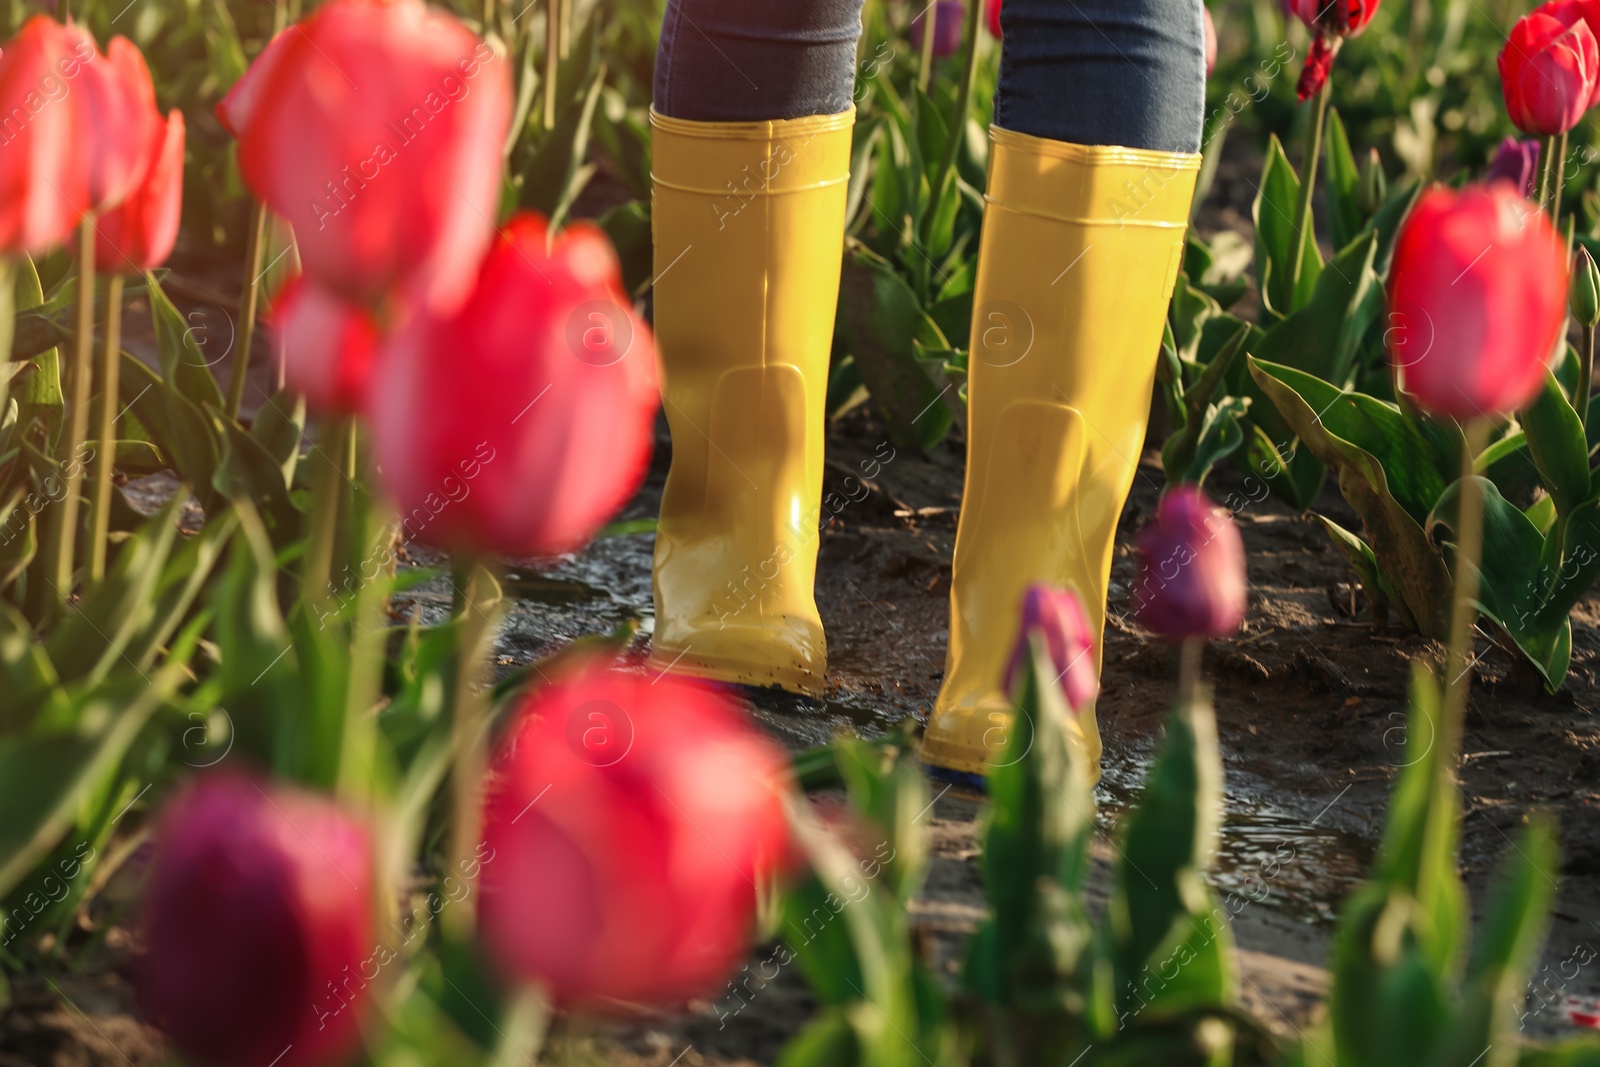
[
  {"xmin": 219, "ymin": 0, "xmax": 511, "ymax": 315},
  {"xmin": 1358, "ymin": 147, "xmax": 1386, "ymax": 215},
  {"xmin": 76, "ymin": 33, "xmax": 161, "ymax": 214},
  {"xmin": 909, "ymin": 0, "xmax": 965, "ymax": 57},
  {"xmin": 137, "ymin": 773, "xmax": 375, "ymax": 1067},
  {"xmin": 95, "ymin": 109, "xmax": 184, "ymax": 273},
  {"xmin": 1499, "ymin": 10, "xmax": 1599, "ymax": 136},
  {"xmin": 1574, "ymin": 246, "xmax": 1600, "ymax": 329},
  {"xmin": 479, "ymin": 665, "xmax": 794, "ymax": 1008},
  {"xmin": 1387, "ymin": 184, "xmax": 1567, "ymax": 419},
  {"xmin": 371, "ymin": 214, "xmax": 658, "ymax": 557},
  {"xmin": 1003, "ymin": 585, "xmax": 1099, "ymax": 713},
  {"xmin": 1135, "ymin": 487, "xmax": 1247, "ymax": 641},
  {"xmin": 1485, "ymin": 137, "xmax": 1542, "ymax": 199},
  {"xmin": 0, "ymin": 17, "xmax": 92, "ymax": 254},
  {"xmin": 271, "ymin": 276, "xmax": 380, "ymax": 415}
]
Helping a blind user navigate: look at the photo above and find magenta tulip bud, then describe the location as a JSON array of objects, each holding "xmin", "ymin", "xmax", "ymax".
[
  {"xmin": 137, "ymin": 773, "xmax": 375, "ymax": 1067},
  {"xmin": 1003, "ymin": 585, "xmax": 1100, "ymax": 713},
  {"xmin": 1485, "ymin": 137, "xmax": 1542, "ymax": 198},
  {"xmin": 1134, "ymin": 487, "xmax": 1248, "ymax": 641}
]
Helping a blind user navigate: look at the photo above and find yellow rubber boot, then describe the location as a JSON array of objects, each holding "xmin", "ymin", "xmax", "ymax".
[
  {"xmin": 647, "ymin": 108, "xmax": 855, "ymax": 696},
  {"xmin": 921, "ymin": 127, "xmax": 1200, "ymax": 780}
]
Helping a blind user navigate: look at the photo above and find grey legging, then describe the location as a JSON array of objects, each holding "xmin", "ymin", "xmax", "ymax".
[{"xmin": 653, "ymin": 0, "xmax": 1205, "ymax": 153}]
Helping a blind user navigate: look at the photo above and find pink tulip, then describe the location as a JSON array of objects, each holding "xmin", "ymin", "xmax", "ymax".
[
  {"xmin": 478, "ymin": 664, "xmax": 794, "ymax": 1007},
  {"xmin": 218, "ymin": 0, "xmax": 511, "ymax": 315},
  {"xmin": 95, "ymin": 109, "xmax": 184, "ymax": 272},
  {"xmin": 1004, "ymin": 585, "xmax": 1099, "ymax": 713},
  {"xmin": 137, "ymin": 773, "xmax": 375, "ymax": 1067},
  {"xmin": 1499, "ymin": 9, "xmax": 1599, "ymax": 135},
  {"xmin": 1387, "ymin": 183, "xmax": 1568, "ymax": 419},
  {"xmin": 0, "ymin": 17, "xmax": 92, "ymax": 254},
  {"xmin": 1134, "ymin": 487, "xmax": 1248, "ymax": 641},
  {"xmin": 370, "ymin": 214, "xmax": 658, "ymax": 558},
  {"xmin": 271, "ymin": 276, "xmax": 380, "ymax": 416},
  {"xmin": 1205, "ymin": 6, "xmax": 1219, "ymax": 76}
]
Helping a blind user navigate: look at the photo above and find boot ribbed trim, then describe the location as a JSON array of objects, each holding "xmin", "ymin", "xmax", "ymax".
[
  {"xmin": 989, "ymin": 125, "xmax": 1202, "ymax": 172},
  {"xmin": 650, "ymin": 106, "xmax": 856, "ymax": 140}
]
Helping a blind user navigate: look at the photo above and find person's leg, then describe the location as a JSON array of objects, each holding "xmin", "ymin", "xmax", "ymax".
[
  {"xmin": 648, "ymin": 1, "xmax": 863, "ymax": 695},
  {"xmin": 923, "ymin": 0, "xmax": 1206, "ymax": 780}
]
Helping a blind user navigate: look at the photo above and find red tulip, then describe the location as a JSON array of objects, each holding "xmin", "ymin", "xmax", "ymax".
[
  {"xmin": 1387, "ymin": 184, "xmax": 1567, "ymax": 420},
  {"xmin": 95, "ymin": 109, "xmax": 184, "ymax": 272},
  {"xmin": 218, "ymin": 0, "xmax": 511, "ymax": 315},
  {"xmin": 137, "ymin": 773, "xmax": 375, "ymax": 1067},
  {"xmin": 1134, "ymin": 487, "xmax": 1247, "ymax": 641},
  {"xmin": 0, "ymin": 17, "xmax": 92, "ymax": 254},
  {"xmin": 987, "ymin": 0, "xmax": 1002, "ymax": 38},
  {"xmin": 1205, "ymin": 6, "xmax": 1218, "ymax": 76},
  {"xmin": 76, "ymin": 33, "xmax": 160, "ymax": 214},
  {"xmin": 370, "ymin": 214, "xmax": 658, "ymax": 558},
  {"xmin": 478, "ymin": 664, "xmax": 794, "ymax": 1007},
  {"xmin": 1004, "ymin": 585, "xmax": 1099, "ymax": 712},
  {"xmin": 1287, "ymin": 0, "xmax": 1382, "ymax": 100},
  {"xmin": 909, "ymin": 0, "xmax": 965, "ymax": 57},
  {"xmin": 1541, "ymin": 0, "xmax": 1600, "ymax": 107},
  {"xmin": 1500, "ymin": 10, "xmax": 1598, "ymax": 135},
  {"xmin": 271, "ymin": 275, "xmax": 380, "ymax": 415}
]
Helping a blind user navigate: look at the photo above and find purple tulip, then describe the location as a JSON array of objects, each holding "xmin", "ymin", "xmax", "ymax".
[
  {"xmin": 1004, "ymin": 585, "xmax": 1100, "ymax": 713},
  {"xmin": 1485, "ymin": 137, "xmax": 1542, "ymax": 198},
  {"xmin": 137, "ymin": 773, "xmax": 376, "ymax": 1067},
  {"xmin": 909, "ymin": 0, "xmax": 965, "ymax": 58},
  {"xmin": 1134, "ymin": 487, "xmax": 1248, "ymax": 641}
]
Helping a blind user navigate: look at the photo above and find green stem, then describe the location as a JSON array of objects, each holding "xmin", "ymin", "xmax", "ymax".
[
  {"xmin": 484, "ymin": 0, "xmax": 494, "ymax": 32},
  {"xmin": 542, "ymin": 0, "xmax": 559, "ymax": 130},
  {"xmin": 302, "ymin": 415, "xmax": 349, "ymax": 607},
  {"xmin": 225, "ymin": 200, "xmax": 268, "ymax": 421},
  {"xmin": 1178, "ymin": 637, "xmax": 1203, "ymax": 705},
  {"xmin": 88, "ymin": 274, "xmax": 124, "ymax": 583},
  {"xmin": 1440, "ymin": 421, "xmax": 1490, "ymax": 768},
  {"xmin": 49, "ymin": 218, "xmax": 96, "ymax": 608},
  {"xmin": 558, "ymin": 0, "xmax": 571, "ymax": 57},
  {"xmin": 916, "ymin": 0, "xmax": 938, "ymax": 93},
  {"xmin": 1537, "ymin": 133, "xmax": 1557, "ymax": 213},
  {"xmin": 444, "ymin": 556, "xmax": 498, "ymax": 941},
  {"xmin": 1289, "ymin": 69, "xmax": 1333, "ymax": 299},
  {"xmin": 1550, "ymin": 130, "xmax": 1570, "ymax": 224},
  {"xmin": 928, "ymin": 0, "xmax": 982, "ymax": 223},
  {"xmin": 1581, "ymin": 325, "xmax": 1595, "ymax": 429}
]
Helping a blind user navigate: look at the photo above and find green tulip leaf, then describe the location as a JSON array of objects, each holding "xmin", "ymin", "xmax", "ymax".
[
  {"xmin": 1324, "ymin": 109, "xmax": 1363, "ymax": 253},
  {"xmin": 1249, "ymin": 357, "xmax": 1454, "ymax": 636},
  {"xmin": 1522, "ymin": 370, "xmax": 1591, "ymax": 519},
  {"xmin": 1253, "ymin": 134, "xmax": 1322, "ymax": 319}
]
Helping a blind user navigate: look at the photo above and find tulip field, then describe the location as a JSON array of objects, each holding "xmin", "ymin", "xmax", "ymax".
[{"xmin": 7, "ymin": 0, "xmax": 1600, "ymax": 1064}]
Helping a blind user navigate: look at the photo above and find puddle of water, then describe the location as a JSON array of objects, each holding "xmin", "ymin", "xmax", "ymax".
[{"xmin": 1097, "ymin": 755, "xmax": 1372, "ymax": 925}]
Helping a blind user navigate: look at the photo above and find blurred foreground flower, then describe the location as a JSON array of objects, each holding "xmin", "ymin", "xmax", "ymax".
[
  {"xmin": 218, "ymin": 0, "xmax": 510, "ymax": 315},
  {"xmin": 1499, "ymin": 7, "xmax": 1598, "ymax": 135},
  {"xmin": 77, "ymin": 32, "xmax": 160, "ymax": 214},
  {"xmin": 271, "ymin": 276, "xmax": 380, "ymax": 415},
  {"xmin": 0, "ymin": 17, "xmax": 91, "ymax": 253},
  {"xmin": 1003, "ymin": 585, "xmax": 1099, "ymax": 712},
  {"xmin": 479, "ymin": 665, "xmax": 794, "ymax": 1007},
  {"xmin": 986, "ymin": 0, "xmax": 1001, "ymax": 38},
  {"xmin": 1287, "ymin": 0, "xmax": 1381, "ymax": 100},
  {"xmin": 1134, "ymin": 487, "xmax": 1247, "ymax": 641},
  {"xmin": 1387, "ymin": 183, "xmax": 1567, "ymax": 418},
  {"xmin": 370, "ymin": 214, "xmax": 658, "ymax": 557},
  {"xmin": 1485, "ymin": 137, "xmax": 1542, "ymax": 198},
  {"xmin": 137, "ymin": 773, "xmax": 374, "ymax": 1067},
  {"xmin": 95, "ymin": 109, "xmax": 185, "ymax": 272},
  {"xmin": 1205, "ymin": 6, "xmax": 1218, "ymax": 76}
]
